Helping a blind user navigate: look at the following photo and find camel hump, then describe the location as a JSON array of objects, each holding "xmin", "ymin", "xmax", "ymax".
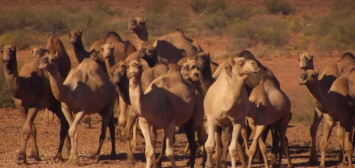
[
  {"xmin": 172, "ymin": 28, "xmax": 185, "ymax": 36},
  {"xmin": 339, "ymin": 52, "xmax": 355, "ymax": 62},
  {"xmin": 105, "ymin": 31, "xmax": 124, "ymax": 43}
]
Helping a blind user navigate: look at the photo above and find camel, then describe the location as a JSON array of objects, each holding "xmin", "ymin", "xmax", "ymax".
[
  {"xmin": 204, "ymin": 57, "xmax": 260, "ymax": 168},
  {"xmin": 299, "ymin": 69, "xmax": 355, "ymax": 168},
  {"xmin": 46, "ymin": 35, "xmax": 71, "ymax": 79},
  {"xmin": 104, "ymin": 31, "xmax": 136, "ymax": 62},
  {"xmin": 129, "ymin": 17, "xmax": 149, "ymax": 50},
  {"xmin": 246, "ymin": 75, "xmax": 293, "ymax": 168},
  {"xmin": 1, "ymin": 45, "xmax": 70, "ymax": 164},
  {"xmin": 298, "ymin": 52, "xmax": 355, "ymax": 164},
  {"xmin": 69, "ymin": 29, "xmax": 95, "ymax": 63},
  {"xmin": 39, "ymin": 55, "xmax": 117, "ymax": 164},
  {"xmin": 126, "ymin": 59, "xmax": 204, "ymax": 168}
]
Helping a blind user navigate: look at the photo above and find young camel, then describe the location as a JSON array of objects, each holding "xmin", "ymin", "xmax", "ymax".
[
  {"xmin": 204, "ymin": 57, "xmax": 260, "ymax": 168},
  {"xmin": 39, "ymin": 55, "xmax": 117, "ymax": 164},
  {"xmin": 1, "ymin": 45, "xmax": 70, "ymax": 164},
  {"xmin": 298, "ymin": 52, "xmax": 355, "ymax": 164},
  {"xmin": 246, "ymin": 75, "xmax": 293, "ymax": 168},
  {"xmin": 126, "ymin": 59, "xmax": 204, "ymax": 168},
  {"xmin": 299, "ymin": 69, "xmax": 354, "ymax": 168}
]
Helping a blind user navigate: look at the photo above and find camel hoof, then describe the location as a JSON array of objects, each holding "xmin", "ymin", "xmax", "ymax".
[
  {"xmin": 52, "ymin": 153, "xmax": 63, "ymax": 163},
  {"xmin": 287, "ymin": 164, "xmax": 294, "ymax": 168},
  {"xmin": 29, "ymin": 150, "xmax": 41, "ymax": 161},
  {"xmin": 270, "ymin": 154, "xmax": 277, "ymax": 165},
  {"xmin": 91, "ymin": 153, "xmax": 100, "ymax": 162},
  {"xmin": 67, "ymin": 155, "xmax": 78, "ymax": 165},
  {"xmin": 17, "ymin": 152, "xmax": 27, "ymax": 165},
  {"xmin": 127, "ymin": 158, "xmax": 136, "ymax": 166},
  {"xmin": 340, "ymin": 160, "xmax": 348, "ymax": 166}
]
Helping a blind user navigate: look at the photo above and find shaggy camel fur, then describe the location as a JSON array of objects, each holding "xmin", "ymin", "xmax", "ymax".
[
  {"xmin": 153, "ymin": 29, "xmax": 203, "ymax": 64},
  {"xmin": 127, "ymin": 59, "xmax": 204, "ymax": 168},
  {"xmin": 1, "ymin": 45, "xmax": 70, "ymax": 164},
  {"xmin": 298, "ymin": 52, "xmax": 355, "ymax": 164},
  {"xmin": 129, "ymin": 17, "xmax": 149, "ymax": 50},
  {"xmin": 46, "ymin": 35, "xmax": 71, "ymax": 79},
  {"xmin": 247, "ymin": 76, "xmax": 293, "ymax": 168},
  {"xmin": 299, "ymin": 69, "xmax": 355, "ymax": 168},
  {"xmin": 39, "ymin": 55, "xmax": 117, "ymax": 164},
  {"xmin": 204, "ymin": 57, "xmax": 260, "ymax": 168}
]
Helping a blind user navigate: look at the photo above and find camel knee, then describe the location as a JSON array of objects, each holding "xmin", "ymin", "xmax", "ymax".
[
  {"xmin": 165, "ymin": 147, "xmax": 174, "ymax": 160},
  {"xmin": 228, "ymin": 145, "xmax": 237, "ymax": 157},
  {"xmin": 145, "ymin": 147, "xmax": 154, "ymax": 160}
]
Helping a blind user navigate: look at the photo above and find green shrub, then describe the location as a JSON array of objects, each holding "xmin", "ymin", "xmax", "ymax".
[
  {"xmin": 189, "ymin": 0, "xmax": 208, "ymax": 14},
  {"xmin": 264, "ymin": 0, "xmax": 296, "ymax": 15},
  {"xmin": 229, "ymin": 17, "xmax": 290, "ymax": 47},
  {"xmin": 0, "ymin": 64, "xmax": 14, "ymax": 108},
  {"xmin": 204, "ymin": 0, "xmax": 227, "ymax": 14}
]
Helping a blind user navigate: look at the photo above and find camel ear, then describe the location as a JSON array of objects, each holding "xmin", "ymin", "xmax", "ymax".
[
  {"xmin": 212, "ymin": 61, "xmax": 227, "ymax": 78},
  {"xmin": 224, "ymin": 62, "xmax": 233, "ymax": 77},
  {"xmin": 229, "ymin": 58, "xmax": 235, "ymax": 66},
  {"xmin": 310, "ymin": 53, "xmax": 314, "ymax": 60}
]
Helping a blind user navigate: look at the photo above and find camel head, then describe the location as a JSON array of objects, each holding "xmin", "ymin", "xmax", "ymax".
[
  {"xmin": 69, "ymin": 29, "xmax": 83, "ymax": 45},
  {"xmin": 111, "ymin": 60, "xmax": 127, "ymax": 85},
  {"xmin": 127, "ymin": 59, "xmax": 143, "ymax": 80},
  {"xmin": 181, "ymin": 59, "xmax": 200, "ymax": 82},
  {"xmin": 101, "ymin": 43, "xmax": 114, "ymax": 59},
  {"xmin": 32, "ymin": 47, "xmax": 48, "ymax": 59},
  {"xmin": 1, "ymin": 45, "xmax": 16, "ymax": 64},
  {"xmin": 39, "ymin": 55, "xmax": 58, "ymax": 72},
  {"xmin": 128, "ymin": 17, "xmax": 147, "ymax": 32},
  {"xmin": 226, "ymin": 57, "xmax": 260, "ymax": 80},
  {"xmin": 137, "ymin": 44, "xmax": 157, "ymax": 67},
  {"xmin": 298, "ymin": 52, "xmax": 314, "ymax": 71},
  {"xmin": 195, "ymin": 52, "xmax": 211, "ymax": 70},
  {"xmin": 299, "ymin": 70, "xmax": 319, "ymax": 85}
]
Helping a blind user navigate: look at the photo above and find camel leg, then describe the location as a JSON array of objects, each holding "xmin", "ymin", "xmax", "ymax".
[
  {"xmin": 336, "ymin": 122, "xmax": 347, "ymax": 165},
  {"xmin": 28, "ymin": 124, "xmax": 40, "ymax": 161},
  {"xmin": 139, "ymin": 117, "xmax": 156, "ymax": 168},
  {"xmin": 116, "ymin": 95, "xmax": 127, "ymax": 137},
  {"xmin": 49, "ymin": 102, "xmax": 70, "ymax": 162},
  {"xmin": 270, "ymin": 127, "xmax": 279, "ymax": 166},
  {"xmin": 241, "ymin": 124, "xmax": 249, "ymax": 156},
  {"xmin": 229, "ymin": 122, "xmax": 242, "ymax": 168},
  {"xmin": 184, "ymin": 119, "xmax": 197, "ymax": 168},
  {"xmin": 221, "ymin": 126, "xmax": 232, "ymax": 168},
  {"xmin": 131, "ymin": 118, "xmax": 138, "ymax": 152},
  {"xmin": 319, "ymin": 114, "xmax": 335, "ymax": 168},
  {"xmin": 342, "ymin": 123, "xmax": 353, "ymax": 168},
  {"xmin": 215, "ymin": 126, "xmax": 223, "ymax": 168},
  {"xmin": 309, "ymin": 109, "xmax": 323, "ymax": 165},
  {"xmin": 237, "ymin": 131, "xmax": 247, "ymax": 168},
  {"xmin": 258, "ymin": 134, "xmax": 269, "ymax": 168},
  {"xmin": 18, "ymin": 107, "xmax": 38, "ymax": 164},
  {"xmin": 205, "ymin": 119, "xmax": 217, "ymax": 168},
  {"xmin": 247, "ymin": 125, "xmax": 266, "ymax": 168},
  {"xmin": 108, "ymin": 114, "xmax": 117, "ymax": 158},
  {"xmin": 278, "ymin": 115, "xmax": 293, "ymax": 168},
  {"xmin": 164, "ymin": 123, "xmax": 177, "ymax": 168},
  {"xmin": 60, "ymin": 105, "xmax": 74, "ymax": 164}
]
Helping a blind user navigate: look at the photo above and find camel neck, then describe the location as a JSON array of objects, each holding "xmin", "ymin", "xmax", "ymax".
[
  {"xmin": 117, "ymin": 75, "xmax": 131, "ymax": 105},
  {"xmin": 305, "ymin": 81, "xmax": 328, "ymax": 113},
  {"xmin": 129, "ymin": 77, "xmax": 144, "ymax": 116},
  {"xmin": 199, "ymin": 67, "xmax": 215, "ymax": 95},
  {"xmin": 72, "ymin": 41, "xmax": 90, "ymax": 63},
  {"xmin": 45, "ymin": 68, "xmax": 71, "ymax": 104},
  {"xmin": 104, "ymin": 57, "xmax": 115, "ymax": 79},
  {"xmin": 134, "ymin": 29, "xmax": 148, "ymax": 50},
  {"xmin": 3, "ymin": 59, "xmax": 21, "ymax": 98}
]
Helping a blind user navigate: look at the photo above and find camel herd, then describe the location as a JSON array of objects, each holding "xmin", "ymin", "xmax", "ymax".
[{"xmin": 1, "ymin": 17, "xmax": 355, "ymax": 168}]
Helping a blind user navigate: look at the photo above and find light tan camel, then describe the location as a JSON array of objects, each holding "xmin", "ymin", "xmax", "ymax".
[
  {"xmin": 299, "ymin": 69, "xmax": 355, "ymax": 168},
  {"xmin": 246, "ymin": 75, "xmax": 293, "ymax": 168},
  {"xmin": 129, "ymin": 17, "xmax": 149, "ymax": 50},
  {"xmin": 298, "ymin": 52, "xmax": 355, "ymax": 164},
  {"xmin": 127, "ymin": 59, "xmax": 204, "ymax": 168},
  {"xmin": 46, "ymin": 35, "xmax": 71, "ymax": 79},
  {"xmin": 1, "ymin": 45, "xmax": 70, "ymax": 164},
  {"xmin": 39, "ymin": 55, "xmax": 117, "ymax": 164},
  {"xmin": 204, "ymin": 57, "xmax": 260, "ymax": 168},
  {"xmin": 153, "ymin": 29, "xmax": 203, "ymax": 64}
]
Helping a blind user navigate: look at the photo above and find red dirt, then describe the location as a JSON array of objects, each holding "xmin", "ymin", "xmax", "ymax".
[{"xmin": 1, "ymin": 0, "xmax": 354, "ymax": 167}]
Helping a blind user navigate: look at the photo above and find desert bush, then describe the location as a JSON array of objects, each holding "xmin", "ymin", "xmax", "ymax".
[
  {"xmin": 264, "ymin": 0, "xmax": 296, "ymax": 15},
  {"xmin": 189, "ymin": 0, "xmax": 208, "ymax": 14},
  {"xmin": 0, "ymin": 64, "xmax": 14, "ymax": 108},
  {"xmin": 204, "ymin": 0, "xmax": 228, "ymax": 14},
  {"xmin": 229, "ymin": 17, "xmax": 290, "ymax": 47}
]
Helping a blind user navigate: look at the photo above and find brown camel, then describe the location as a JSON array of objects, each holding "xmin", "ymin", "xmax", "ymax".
[
  {"xmin": 298, "ymin": 52, "xmax": 355, "ymax": 164},
  {"xmin": 46, "ymin": 35, "xmax": 71, "ymax": 79},
  {"xmin": 1, "ymin": 45, "xmax": 70, "ymax": 164},
  {"xmin": 69, "ymin": 29, "xmax": 95, "ymax": 63},
  {"xmin": 247, "ymin": 75, "xmax": 293, "ymax": 168},
  {"xmin": 299, "ymin": 69, "xmax": 355, "ymax": 168},
  {"xmin": 128, "ymin": 17, "xmax": 149, "ymax": 50},
  {"xmin": 104, "ymin": 31, "xmax": 136, "ymax": 62},
  {"xmin": 39, "ymin": 55, "xmax": 117, "ymax": 164},
  {"xmin": 127, "ymin": 59, "xmax": 204, "ymax": 168},
  {"xmin": 204, "ymin": 57, "xmax": 260, "ymax": 168}
]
